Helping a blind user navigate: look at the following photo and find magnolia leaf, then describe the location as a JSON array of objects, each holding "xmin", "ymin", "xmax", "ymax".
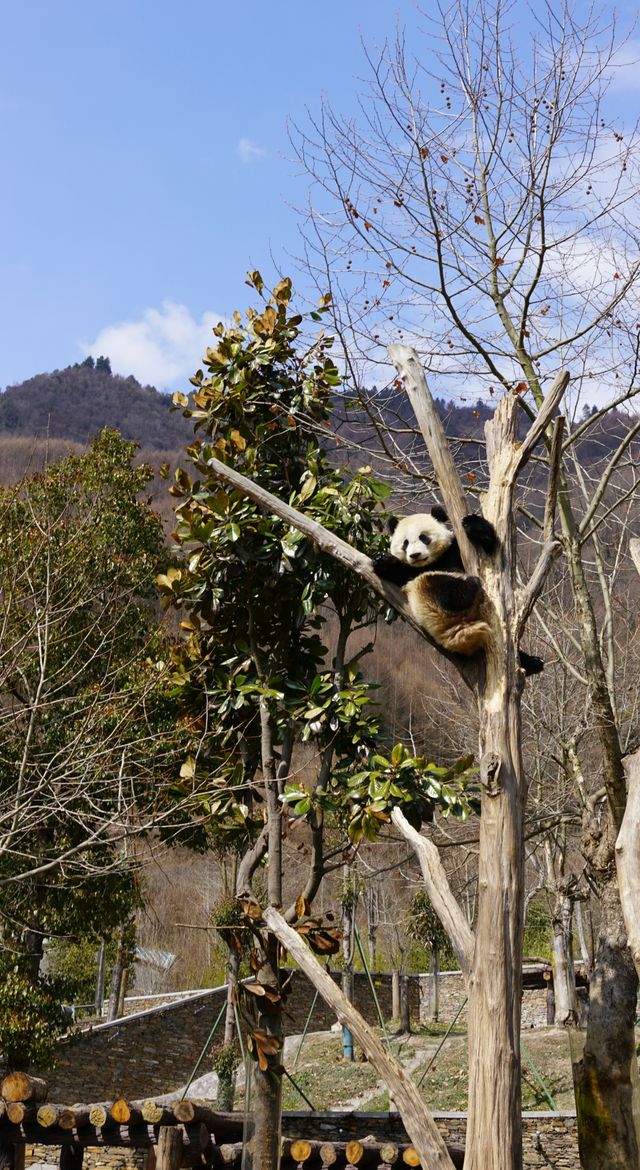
[
  {"xmin": 247, "ymin": 270, "xmax": 264, "ymax": 293},
  {"xmin": 239, "ymin": 897, "xmax": 262, "ymax": 920},
  {"xmin": 273, "ymin": 277, "xmax": 292, "ymax": 304},
  {"xmin": 298, "ymin": 474, "xmax": 317, "ymax": 502},
  {"xmin": 295, "ymin": 894, "xmax": 311, "ymax": 921},
  {"xmin": 307, "ymin": 929, "xmax": 341, "ymax": 955}
]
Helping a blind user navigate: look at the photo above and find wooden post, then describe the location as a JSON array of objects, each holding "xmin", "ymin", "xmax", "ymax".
[
  {"xmin": 94, "ymin": 942, "xmax": 106, "ymax": 1018},
  {"xmin": 400, "ymin": 975, "xmax": 411, "ymax": 1034},
  {"xmin": 431, "ymin": 945, "xmax": 440, "ymax": 1023},
  {"xmin": 545, "ymin": 972, "xmax": 555, "ymax": 1026},
  {"xmin": 156, "ymin": 1126, "xmax": 183, "ymax": 1170},
  {"xmin": 60, "ymin": 1147, "xmax": 84, "ymax": 1170},
  {"xmin": 0, "ymin": 1143, "xmax": 25, "ymax": 1170},
  {"xmin": 391, "ymin": 971, "xmax": 400, "ymax": 1021}
]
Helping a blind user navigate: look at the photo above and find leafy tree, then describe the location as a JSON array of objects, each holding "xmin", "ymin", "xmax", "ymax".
[
  {"xmin": 0, "ymin": 431, "xmax": 189, "ymax": 1068},
  {"xmin": 162, "ymin": 276, "xmax": 477, "ymax": 1167},
  {"xmin": 407, "ymin": 890, "xmax": 456, "ymax": 1023},
  {"xmin": 0, "ymin": 956, "xmax": 70, "ymax": 1071}
]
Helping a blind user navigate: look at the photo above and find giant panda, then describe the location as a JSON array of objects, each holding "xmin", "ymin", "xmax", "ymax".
[{"xmin": 372, "ymin": 506, "xmax": 543, "ymax": 676}]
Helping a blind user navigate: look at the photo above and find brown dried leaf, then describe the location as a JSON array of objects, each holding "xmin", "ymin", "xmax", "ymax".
[{"xmin": 295, "ymin": 894, "xmax": 311, "ymax": 921}]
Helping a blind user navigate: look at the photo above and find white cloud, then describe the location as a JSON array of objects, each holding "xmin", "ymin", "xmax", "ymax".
[
  {"xmin": 80, "ymin": 301, "xmax": 225, "ymax": 390},
  {"xmin": 237, "ymin": 136, "xmax": 267, "ymax": 163}
]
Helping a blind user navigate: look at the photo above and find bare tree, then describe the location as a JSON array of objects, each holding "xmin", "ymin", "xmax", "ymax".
[{"xmin": 290, "ymin": 6, "xmax": 640, "ymax": 1166}]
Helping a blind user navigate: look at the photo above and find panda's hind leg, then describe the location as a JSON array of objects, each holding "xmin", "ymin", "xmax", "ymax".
[
  {"xmin": 440, "ymin": 619, "xmax": 493, "ymax": 655},
  {"xmin": 519, "ymin": 650, "xmax": 544, "ymax": 676}
]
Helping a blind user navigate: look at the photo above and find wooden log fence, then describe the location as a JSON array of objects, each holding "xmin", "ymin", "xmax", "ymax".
[{"xmin": 0, "ymin": 1077, "xmax": 464, "ymax": 1170}]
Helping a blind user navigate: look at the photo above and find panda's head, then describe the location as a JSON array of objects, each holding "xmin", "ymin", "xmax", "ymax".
[{"xmin": 388, "ymin": 507, "xmax": 453, "ymax": 567}]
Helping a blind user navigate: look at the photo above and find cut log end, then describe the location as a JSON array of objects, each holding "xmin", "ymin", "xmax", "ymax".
[{"xmin": 1, "ymin": 1074, "xmax": 48, "ymax": 1104}]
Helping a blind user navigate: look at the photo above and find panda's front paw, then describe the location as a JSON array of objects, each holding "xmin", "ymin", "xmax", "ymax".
[
  {"xmin": 372, "ymin": 553, "xmax": 415, "ymax": 586},
  {"xmin": 462, "ymin": 514, "xmax": 499, "ymax": 555}
]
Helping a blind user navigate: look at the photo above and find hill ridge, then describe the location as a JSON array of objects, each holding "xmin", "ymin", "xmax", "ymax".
[{"xmin": 0, "ymin": 361, "xmax": 192, "ymax": 450}]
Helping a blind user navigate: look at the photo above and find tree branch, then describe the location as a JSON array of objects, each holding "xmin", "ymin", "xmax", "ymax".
[
  {"xmin": 387, "ymin": 345, "xmax": 479, "ymax": 573},
  {"xmin": 514, "ymin": 370, "xmax": 569, "ymax": 474},
  {"xmin": 262, "ymin": 905, "xmax": 457, "ymax": 1170},
  {"xmin": 517, "ymin": 413, "xmax": 564, "ymax": 632},
  {"xmin": 390, "ymin": 807, "xmax": 474, "ymax": 977}
]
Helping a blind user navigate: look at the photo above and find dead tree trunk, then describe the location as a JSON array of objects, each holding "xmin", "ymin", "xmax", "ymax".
[
  {"xmin": 617, "ymin": 747, "xmax": 640, "ymax": 977},
  {"xmin": 387, "ymin": 347, "xmax": 568, "ymax": 1170},
  {"xmin": 550, "ymin": 888, "xmax": 578, "ymax": 1027},
  {"xmin": 205, "ymin": 348, "xmax": 569, "ymax": 1170}
]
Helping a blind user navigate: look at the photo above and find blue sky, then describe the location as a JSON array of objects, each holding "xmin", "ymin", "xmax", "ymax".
[
  {"xmin": 2, "ymin": 2, "xmax": 639, "ymax": 395},
  {"xmin": 0, "ymin": 0, "xmax": 427, "ymax": 391}
]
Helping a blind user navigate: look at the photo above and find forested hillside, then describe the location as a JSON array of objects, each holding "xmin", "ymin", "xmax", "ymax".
[{"xmin": 0, "ymin": 357, "xmax": 192, "ymax": 449}]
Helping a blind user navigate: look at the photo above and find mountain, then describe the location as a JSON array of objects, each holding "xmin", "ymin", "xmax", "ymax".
[{"xmin": 0, "ymin": 359, "xmax": 192, "ymax": 450}]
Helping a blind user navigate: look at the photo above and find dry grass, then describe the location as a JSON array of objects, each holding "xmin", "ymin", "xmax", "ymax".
[{"xmin": 265, "ymin": 1025, "xmax": 577, "ymax": 1114}]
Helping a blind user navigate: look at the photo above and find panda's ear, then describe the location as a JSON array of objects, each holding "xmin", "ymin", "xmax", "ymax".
[
  {"xmin": 387, "ymin": 516, "xmax": 399, "ymax": 534},
  {"xmin": 431, "ymin": 505, "xmax": 449, "ymax": 524}
]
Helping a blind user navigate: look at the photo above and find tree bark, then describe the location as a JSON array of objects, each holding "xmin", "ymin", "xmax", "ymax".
[
  {"xmin": 107, "ymin": 924, "xmax": 127, "ymax": 1022},
  {"xmin": 217, "ymin": 949, "xmax": 240, "ymax": 1112},
  {"xmin": 391, "ymin": 971, "xmax": 400, "ymax": 1021},
  {"xmin": 617, "ymin": 748, "xmax": 640, "ymax": 977},
  {"xmin": 550, "ymin": 890, "xmax": 578, "ymax": 1026},
  {"xmin": 560, "ymin": 540, "xmax": 639, "ymax": 1168},
  {"xmin": 399, "ymin": 975, "xmax": 411, "ymax": 1034},
  {"xmin": 341, "ymin": 862, "xmax": 355, "ymax": 1061},
  {"xmin": 245, "ymin": 700, "xmax": 283, "ymax": 1170},
  {"xmin": 572, "ymin": 860, "xmax": 639, "ymax": 1169}
]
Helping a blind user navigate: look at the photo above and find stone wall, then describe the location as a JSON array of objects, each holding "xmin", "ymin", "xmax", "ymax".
[
  {"xmin": 417, "ymin": 971, "xmax": 549, "ymax": 1029},
  {"xmin": 24, "ymin": 1114, "xmax": 581, "ymax": 1170},
  {"xmin": 46, "ymin": 971, "xmax": 552, "ymax": 1100},
  {"xmin": 46, "ymin": 972, "xmax": 413, "ymax": 1100}
]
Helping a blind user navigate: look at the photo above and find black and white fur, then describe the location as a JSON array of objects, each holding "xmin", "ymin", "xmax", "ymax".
[{"xmin": 373, "ymin": 506, "xmax": 543, "ymax": 676}]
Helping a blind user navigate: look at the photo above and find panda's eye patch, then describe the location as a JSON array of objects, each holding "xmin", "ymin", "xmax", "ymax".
[
  {"xmin": 402, "ymin": 539, "xmax": 409, "ymax": 551},
  {"xmin": 420, "ymin": 535, "xmax": 431, "ymax": 545}
]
